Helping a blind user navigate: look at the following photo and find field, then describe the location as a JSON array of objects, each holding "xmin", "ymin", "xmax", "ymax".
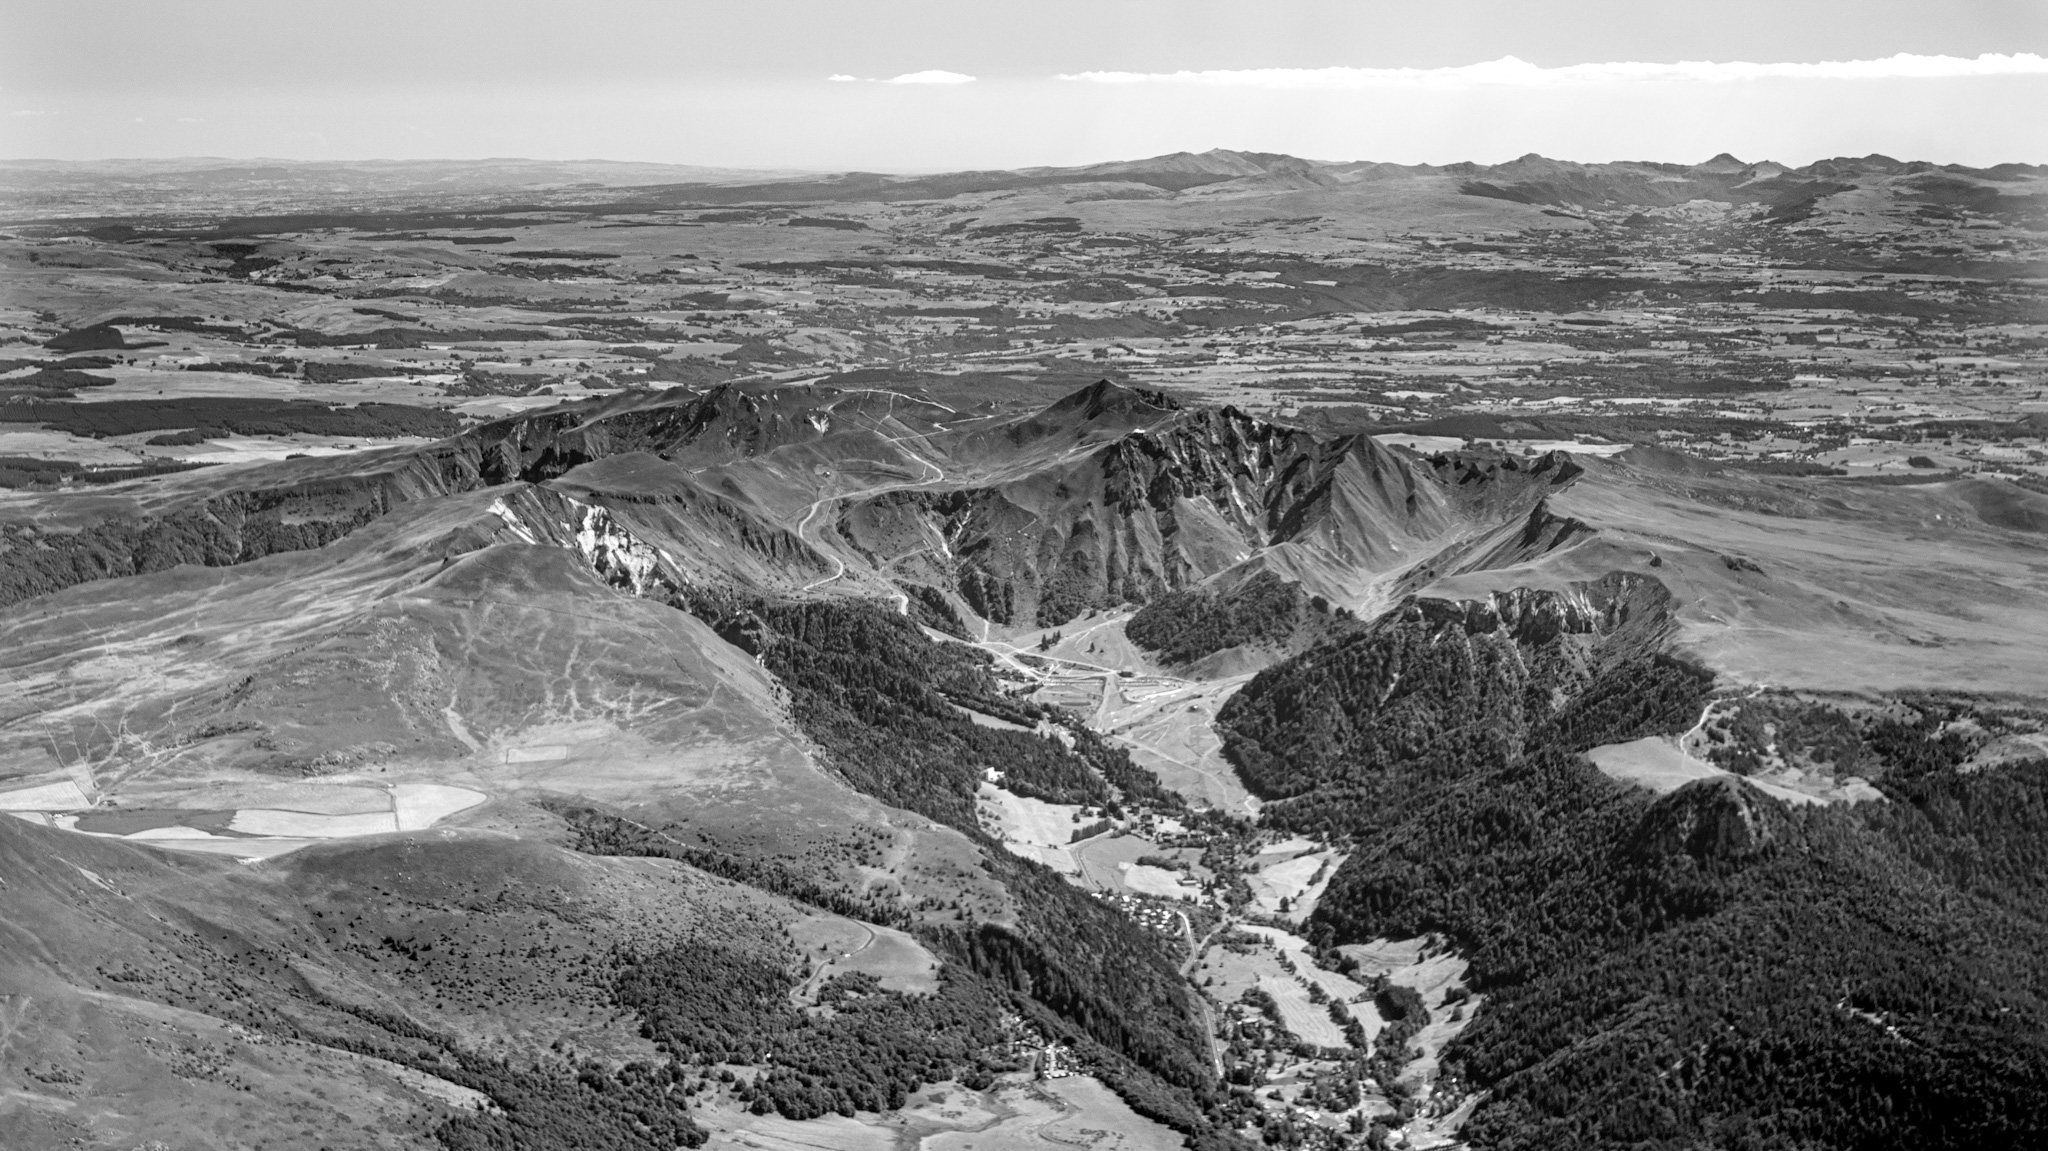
[
  {"xmin": 1584, "ymin": 735, "xmax": 1725, "ymax": 793},
  {"xmin": 1247, "ymin": 846, "xmax": 1343, "ymax": 920},
  {"xmin": 1337, "ymin": 936, "xmax": 1479, "ymax": 1086},
  {"xmin": 705, "ymin": 1075, "xmax": 1184, "ymax": 1151},
  {"xmin": 1585, "ymin": 735, "xmax": 1881, "ymax": 806},
  {"xmin": 790, "ymin": 912, "xmax": 940, "ymax": 998}
]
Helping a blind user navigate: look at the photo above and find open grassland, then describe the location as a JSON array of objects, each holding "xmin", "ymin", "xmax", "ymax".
[
  {"xmin": 790, "ymin": 912, "xmax": 940, "ymax": 998},
  {"xmin": 1586, "ymin": 735, "xmax": 1877, "ymax": 806},
  {"xmin": 704, "ymin": 1075, "xmax": 1182, "ymax": 1151}
]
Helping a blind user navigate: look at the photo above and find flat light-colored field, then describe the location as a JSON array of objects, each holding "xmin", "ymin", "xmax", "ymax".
[
  {"xmin": 0, "ymin": 779, "xmax": 92, "ymax": 810},
  {"xmin": 711, "ymin": 1111, "xmax": 897, "ymax": 1151},
  {"xmin": 1435, "ymin": 463, "xmax": 2048, "ymax": 698},
  {"xmin": 1585, "ymin": 736, "xmax": 1723, "ymax": 793},
  {"xmin": 1257, "ymin": 837, "xmax": 1316, "ymax": 857},
  {"xmin": 392, "ymin": 783, "xmax": 487, "ymax": 829},
  {"xmin": 1239, "ymin": 926, "xmax": 1371, "ymax": 1005},
  {"xmin": 1098, "ymin": 673, "xmax": 1257, "ymax": 815},
  {"xmin": 1338, "ymin": 936, "xmax": 1479, "ymax": 1083},
  {"xmin": 0, "ymin": 429, "xmax": 140, "ymax": 464},
  {"xmin": 162, "ymin": 782, "xmax": 391, "ymax": 814},
  {"xmin": 122, "ymin": 832, "xmax": 319, "ymax": 859},
  {"xmin": 1072, "ymin": 833, "xmax": 1153, "ymax": 892},
  {"xmin": 791, "ymin": 913, "xmax": 941, "ymax": 998},
  {"xmin": 1258, "ymin": 974, "xmax": 1347, "ymax": 1048},
  {"xmin": 229, "ymin": 809, "xmax": 400, "ymax": 837},
  {"xmin": 923, "ymin": 1077, "xmax": 1185, "ymax": 1151},
  {"xmin": 1587, "ymin": 737, "xmax": 1849, "ymax": 806},
  {"xmin": 1122, "ymin": 862, "xmax": 1196, "ymax": 900},
  {"xmin": 0, "ymin": 778, "xmax": 486, "ymax": 860},
  {"xmin": 705, "ymin": 1076, "xmax": 1183, "ymax": 1151},
  {"xmin": 977, "ymin": 782, "xmax": 1086, "ymax": 849},
  {"xmin": 951, "ymin": 704, "xmax": 1034, "ymax": 734},
  {"xmin": 1249, "ymin": 852, "xmax": 1326, "ymax": 915},
  {"xmin": 1199, "ymin": 931, "xmax": 1357, "ymax": 1050}
]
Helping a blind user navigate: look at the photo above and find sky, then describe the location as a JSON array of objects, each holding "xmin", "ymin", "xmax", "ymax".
[{"xmin": 3, "ymin": 0, "xmax": 2045, "ymax": 169}]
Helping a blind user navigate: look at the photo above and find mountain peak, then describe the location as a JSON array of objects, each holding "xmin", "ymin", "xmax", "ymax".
[{"xmin": 1042, "ymin": 379, "xmax": 1182, "ymax": 421}]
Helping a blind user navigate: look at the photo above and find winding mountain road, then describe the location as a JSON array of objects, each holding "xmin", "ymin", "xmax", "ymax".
[{"xmin": 794, "ymin": 432, "xmax": 947, "ymax": 611}]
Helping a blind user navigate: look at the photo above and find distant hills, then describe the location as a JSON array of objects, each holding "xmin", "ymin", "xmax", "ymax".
[{"xmin": 7, "ymin": 148, "xmax": 2044, "ymax": 219}]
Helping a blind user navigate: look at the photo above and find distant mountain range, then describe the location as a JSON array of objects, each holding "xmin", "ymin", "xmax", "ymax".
[{"xmin": 6, "ymin": 148, "xmax": 2044, "ymax": 218}]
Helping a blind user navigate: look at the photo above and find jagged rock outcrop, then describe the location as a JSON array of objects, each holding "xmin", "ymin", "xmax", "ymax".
[{"xmin": 841, "ymin": 391, "xmax": 1582, "ymax": 628}]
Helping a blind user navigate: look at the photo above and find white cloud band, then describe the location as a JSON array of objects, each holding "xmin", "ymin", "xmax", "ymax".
[
  {"xmin": 829, "ymin": 70, "xmax": 976, "ymax": 85},
  {"xmin": 1058, "ymin": 53, "xmax": 2048, "ymax": 89},
  {"xmin": 887, "ymin": 70, "xmax": 975, "ymax": 84}
]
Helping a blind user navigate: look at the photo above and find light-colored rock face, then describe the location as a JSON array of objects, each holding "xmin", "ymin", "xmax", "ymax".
[{"xmin": 572, "ymin": 503, "xmax": 675, "ymax": 597}]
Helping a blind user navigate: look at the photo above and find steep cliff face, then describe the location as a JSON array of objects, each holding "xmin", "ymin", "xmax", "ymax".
[
  {"xmin": 484, "ymin": 480, "xmax": 828, "ymax": 598},
  {"xmin": 838, "ymin": 396, "xmax": 1582, "ymax": 628}
]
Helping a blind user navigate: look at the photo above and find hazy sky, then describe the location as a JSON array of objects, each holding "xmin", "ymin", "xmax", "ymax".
[{"xmin": 4, "ymin": 0, "xmax": 2045, "ymax": 168}]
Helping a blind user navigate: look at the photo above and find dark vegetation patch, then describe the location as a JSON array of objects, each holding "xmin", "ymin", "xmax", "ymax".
[
  {"xmin": 44, "ymin": 324, "xmax": 133, "ymax": 352},
  {"xmin": 0, "ymin": 356, "xmax": 116, "ymax": 372},
  {"xmin": 0, "ymin": 456, "xmax": 212, "ymax": 489},
  {"xmin": 0, "ymin": 367, "xmax": 118, "ymax": 397},
  {"xmin": 784, "ymin": 217, "xmax": 867, "ymax": 231},
  {"xmin": 901, "ymin": 583, "xmax": 970, "ymax": 638},
  {"xmin": 678, "ymin": 595, "xmax": 1168, "ymax": 814},
  {"xmin": 1214, "ymin": 575, "xmax": 2048, "ymax": 1149},
  {"xmin": 971, "ymin": 217, "xmax": 1083, "ymax": 237},
  {"xmin": 184, "ymin": 360, "xmax": 284, "ymax": 376},
  {"xmin": 300, "ymin": 362, "xmax": 427, "ymax": 384},
  {"xmin": 1126, "ymin": 572, "xmax": 1348, "ymax": 665},
  {"xmin": 615, "ymin": 942, "xmax": 1004, "ymax": 1116},
  {"xmin": 286, "ymin": 325, "xmax": 558, "ymax": 348}
]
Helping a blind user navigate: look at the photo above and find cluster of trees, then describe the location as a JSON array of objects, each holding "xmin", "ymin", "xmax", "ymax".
[
  {"xmin": 1125, "ymin": 571, "xmax": 1343, "ymax": 665},
  {"xmin": 0, "ymin": 455, "xmax": 209, "ymax": 490},
  {"xmin": 613, "ymin": 941, "xmax": 1006, "ymax": 1120},
  {"xmin": 1213, "ymin": 587, "xmax": 2048, "ymax": 1147},
  {"xmin": 306, "ymin": 1001, "xmax": 708, "ymax": 1151}
]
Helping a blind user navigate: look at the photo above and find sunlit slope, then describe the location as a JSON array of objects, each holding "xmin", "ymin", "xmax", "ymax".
[
  {"xmin": 0, "ymin": 806, "xmax": 836, "ymax": 1151},
  {"xmin": 1425, "ymin": 449, "xmax": 2048, "ymax": 695}
]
